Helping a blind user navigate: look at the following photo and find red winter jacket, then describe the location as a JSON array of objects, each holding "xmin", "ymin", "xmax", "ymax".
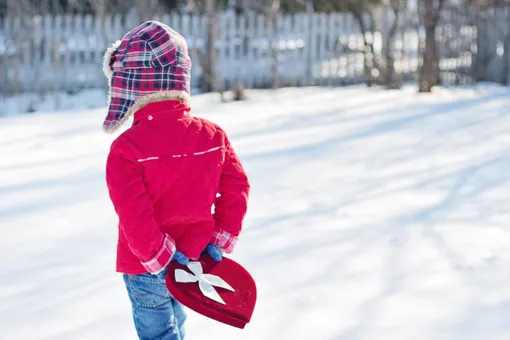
[{"xmin": 106, "ymin": 100, "xmax": 250, "ymax": 275}]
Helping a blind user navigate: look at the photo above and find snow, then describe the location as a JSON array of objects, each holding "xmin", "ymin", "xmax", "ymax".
[
  {"xmin": 1, "ymin": 88, "xmax": 200, "ymax": 117},
  {"xmin": 1, "ymin": 84, "xmax": 510, "ymax": 339},
  {"xmin": 1, "ymin": 89, "xmax": 108, "ymax": 117}
]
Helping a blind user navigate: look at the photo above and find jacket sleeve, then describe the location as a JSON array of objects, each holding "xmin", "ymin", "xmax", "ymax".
[
  {"xmin": 211, "ymin": 137, "xmax": 250, "ymax": 253},
  {"xmin": 106, "ymin": 137, "xmax": 175, "ymax": 274}
]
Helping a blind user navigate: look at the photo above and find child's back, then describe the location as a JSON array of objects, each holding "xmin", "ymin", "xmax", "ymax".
[
  {"xmin": 102, "ymin": 21, "xmax": 249, "ymax": 339},
  {"xmin": 108, "ymin": 100, "xmax": 248, "ymax": 274}
]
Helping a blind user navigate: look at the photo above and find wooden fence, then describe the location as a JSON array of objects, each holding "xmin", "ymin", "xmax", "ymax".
[{"xmin": 0, "ymin": 9, "xmax": 508, "ymax": 94}]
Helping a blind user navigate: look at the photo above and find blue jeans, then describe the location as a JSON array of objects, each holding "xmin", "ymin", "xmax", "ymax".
[{"xmin": 123, "ymin": 268, "xmax": 186, "ymax": 340}]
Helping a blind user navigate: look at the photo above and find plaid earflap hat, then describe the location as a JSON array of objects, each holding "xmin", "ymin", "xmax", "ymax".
[{"xmin": 102, "ymin": 21, "xmax": 192, "ymax": 133}]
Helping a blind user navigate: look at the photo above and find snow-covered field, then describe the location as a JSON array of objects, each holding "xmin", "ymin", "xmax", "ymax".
[
  {"xmin": 1, "ymin": 84, "xmax": 510, "ymax": 340},
  {"xmin": 1, "ymin": 89, "xmax": 108, "ymax": 117}
]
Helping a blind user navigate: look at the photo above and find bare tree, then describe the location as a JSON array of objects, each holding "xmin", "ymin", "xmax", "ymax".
[
  {"xmin": 264, "ymin": 0, "xmax": 281, "ymax": 89},
  {"xmin": 418, "ymin": 0, "xmax": 446, "ymax": 92},
  {"xmin": 5, "ymin": 0, "xmax": 36, "ymax": 94},
  {"xmin": 135, "ymin": 0, "xmax": 160, "ymax": 22},
  {"xmin": 204, "ymin": 0, "xmax": 223, "ymax": 98},
  {"xmin": 241, "ymin": 0, "xmax": 281, "ymax": 89},
  {"xmin": 92, "ymin": 0, "xmax": 108, "ymax": 42},
  {"xmin": 347, "ymin": 0, "xmax": 379, "ymax": 86},
  {"xmin": 345, "ymin": 0, "xmax": 404, "ymax": 89},
  {"xmin": 192, "ymin": 0, "xmax": 251, "ymax": 101},
  {"xmin": 190, "ymin": 0, "xmax": 224, "ymax": 100},
  {"xmin": 381, "ymin": 0, "xmax": 406, "ymax": 88}
]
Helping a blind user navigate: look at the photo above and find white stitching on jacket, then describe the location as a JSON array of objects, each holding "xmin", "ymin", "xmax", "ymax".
[
  {"xmin": 137, "ymin": 157, "xmax": 160, "ymax": 162},
  {"xmin": 172, "ymin": 146, "xmax": 224, "ymax": 158},
  {"xmin": 137, "ymin": 146, "xmax": 224, "ymax": 162}
]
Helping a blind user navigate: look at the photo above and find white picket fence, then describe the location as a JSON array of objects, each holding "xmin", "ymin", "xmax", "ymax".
[
  {"xmin": 0, "ymin": 9, "xmax": 506, "ymax": 94},
  {"xmin": 0, "ymin": 11, "xmax": 420, "ymax": 93}
]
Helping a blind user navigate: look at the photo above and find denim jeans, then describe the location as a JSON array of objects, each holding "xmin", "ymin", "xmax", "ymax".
[{"xmin": 123, "ymin": 267, "xmax": 186, "ymax": 340}]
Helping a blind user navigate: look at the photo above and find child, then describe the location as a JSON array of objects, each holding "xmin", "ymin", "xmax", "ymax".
[{"xmin": 103, "ymin": 21, "xmax": 250, "ymax": 340}]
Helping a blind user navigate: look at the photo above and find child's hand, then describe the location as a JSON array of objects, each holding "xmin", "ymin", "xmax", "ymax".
[
  {"xmin": 205, "ymin": 243, "xmax": 224, "ymax": 262},
  {"xmin": 172, "ymin": 250, "xmax": 189, "ymax": 266}
]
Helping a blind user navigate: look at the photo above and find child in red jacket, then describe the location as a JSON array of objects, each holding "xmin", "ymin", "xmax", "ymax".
[{"xmin": 103, "ymin": 21, "xmax": 250, "ymax": 340}]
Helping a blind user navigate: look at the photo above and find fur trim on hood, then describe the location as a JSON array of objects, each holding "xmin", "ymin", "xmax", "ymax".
[
  {"xmin": 103, "ymin": 90, "xmax": 191, "ymax": 134},
  {"xmin": 103, "ymin": 40, "xmax": 122, "ymax": 80}
]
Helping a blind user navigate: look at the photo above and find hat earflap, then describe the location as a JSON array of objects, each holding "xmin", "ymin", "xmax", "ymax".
[
  {"xmin": 103, "ymin": 90, "xmax": 191, "ymax": 134},
  {"xmin": 103, "ymin": 40, "xmax": 122, "ymax": 80}
]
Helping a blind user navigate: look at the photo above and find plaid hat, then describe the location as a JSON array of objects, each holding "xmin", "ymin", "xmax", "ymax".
[{"xmin": 102, "ymin": 21, "xmax": 192, "ymax": 133}]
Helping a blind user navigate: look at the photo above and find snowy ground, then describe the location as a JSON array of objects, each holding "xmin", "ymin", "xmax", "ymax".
[
  {"xmin": 1, "ymin": 89, "xmax": 108, "ymax": 117},
  {"xmin": 1, "ymin": 84, "xmax": 510, "ymax": 340}
]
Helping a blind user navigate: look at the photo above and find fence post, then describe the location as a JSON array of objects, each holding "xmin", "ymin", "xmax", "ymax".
[
  {"xmin": 507, "ymin": 9, "xmax": 510, "ymax": 86},
  {"xmin": 306, "ymin": 0, "xmax": 314, "ymax": 86},
  {"xmin": 0, "ymin": 16, "xmax": 7, "ymax": 94},
  {"xmin": 505, "ymin": 33, "xmax": 510, "ymax": 86}
]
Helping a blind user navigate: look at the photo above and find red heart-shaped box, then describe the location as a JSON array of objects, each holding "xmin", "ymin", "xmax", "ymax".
[{"xmin": 165, "ymin": 256, "xmax": 257, "ymax": 329}]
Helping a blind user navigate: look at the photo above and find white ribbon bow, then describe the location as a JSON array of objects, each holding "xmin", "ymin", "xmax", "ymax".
[{"xmin": 175, "ymin": 261, "xmax": 235, "ymax": 305}]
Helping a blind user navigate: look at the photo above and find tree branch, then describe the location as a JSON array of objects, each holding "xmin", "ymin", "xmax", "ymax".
[{"xmin": 433, "ymin": 0, "xmax": 446, "ymax": 24}]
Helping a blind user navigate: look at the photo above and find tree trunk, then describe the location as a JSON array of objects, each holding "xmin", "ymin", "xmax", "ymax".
[
  {"xmin": 268, "ymin": 0, "xmax": 280, "ymax": 89},
  {"xmin": 93, "ymin": 0, "xmax": 109, "ymax": 96},
  {"xmin": 503, "ymin": 33, "xmax": 510, "ymax": 86},
  {"xmin": 382, "ymin": 5, "xmax": 402, "ymax": 89},
  {"xmin": 419, "ymin": 25, "xmax": 439, "ymax": 92},
  {"xmin": 418, "ymin": 0, "xmax": 444, "ymax": 93},
  {"xmin": 202, "ymin": 0, "xmax": 223, "ymax": 99},
  {"xmin": 233, "ymin": 81, "xmax": 247, "ymax": 100},
  {"xmin": 353, "ymin": 11, "xmax": 375, "ymax": 86},
  {"xmin": 6, "ymin": 0, "xmax": 35, "ymax": 94},
  {"xmin": 350, "ymin": 2, "xmax": 380, "ymax": 87},
  {"xmin": 135, "ymin": 0, "xmax": 159, "ymax": 22}
]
